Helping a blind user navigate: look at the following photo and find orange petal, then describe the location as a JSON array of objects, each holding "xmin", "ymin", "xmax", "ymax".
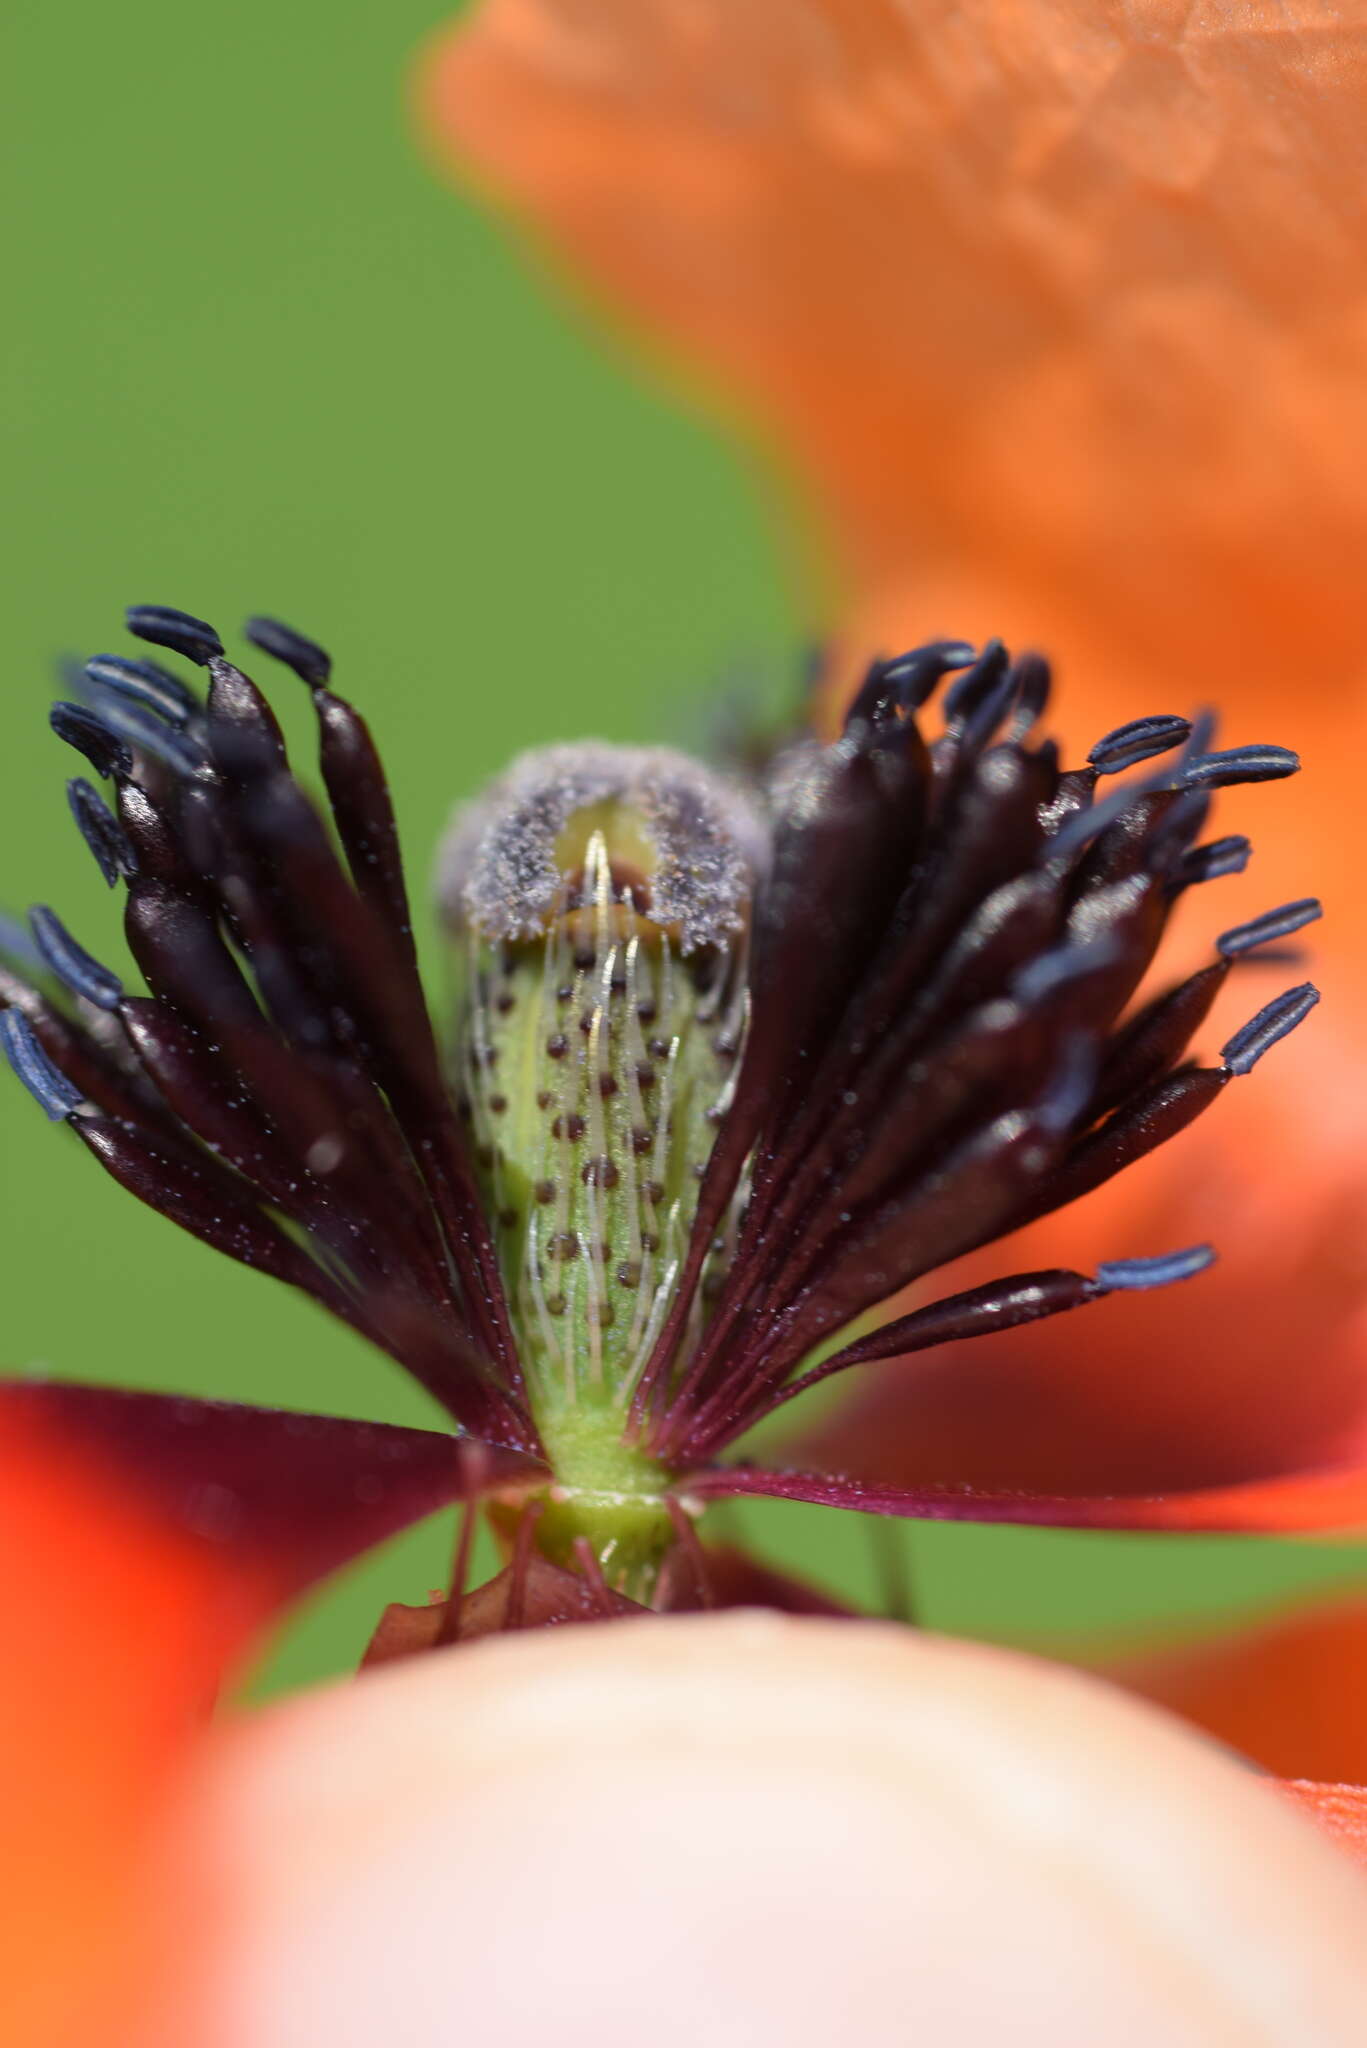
[
  {"xmin": 1119, "ymin": 1598, "xmax": 1367, "ymax": 1783},
  {"xmin": 426, "ymin": 1, "xmax": 1367, "ymax": 716},
  {"xmin": 0, "ymin": 1410, "xmax": 273, "ymax": 2048}
]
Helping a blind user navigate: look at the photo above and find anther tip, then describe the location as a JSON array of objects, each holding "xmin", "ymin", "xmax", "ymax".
[
  {"xmin": 1088, "ymin": 713, "xmax": 1192, "ymax": 776},
  {"xmin": 1181, "ymin": 743, "xmax": 1301, "ymax": 791},
  {"xmin": 125, "ymin": 604, "xmax": 223, "ymax": 666},
  {"xmin": 0, "ymin": 1009, "xmax": 84, "ymax": 1121},
  {"xmin": 66, "ymin": 778, "xmax": 136, "ymax": 889},
  {"xmin": 1220, "ymin": 982, "xmax": 1321, "ymax": 1076},
  {"xmin": 28, "ymin": 905, "xmax": 123, "ymax": 1012},
  {"xmin": 244, "ymin": 615, "xmax": 332, "ymax": 688},
  {"xmin": 1095, "ymin": 1244, "xmax": 1217, "ymax": 1292},
  {"xmin": 49, "ymin": 701, "xmax": 133, "ymax": 782},
  {"xmin": 1217, "ymin": 897, "xmax": 1322, "ymax": 960}
]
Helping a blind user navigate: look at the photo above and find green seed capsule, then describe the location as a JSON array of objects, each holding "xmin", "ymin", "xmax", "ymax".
[{"xmin": 439, "ymin": 745, "xmax": 764, "ymax": 1496}]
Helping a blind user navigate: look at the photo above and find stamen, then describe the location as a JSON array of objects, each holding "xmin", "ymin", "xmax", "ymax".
[
  {"xmin": 244, "ymin": 614, "xmax": 333, "ymax": 689},
  {"xmin": 0, "ymin": 1009, "xmax": 85, "ymax": 1120},
  {"xmin": 666, "ymin": 1494, "xmax": 713, "ymax": 1609},
  {"xmin": 1183, "ymin": 708, "xmax": 1218, "ymax": 757},
  {"xmin": 843, "ymin": 654, "xmax": 898, "ymax": 727},
  {"xmin": 943, "ymin": 638, "xmax": 1009, "ymax": 722},
  {"xmin": 1180, "ymin": 744, "xmax": 1300, "ymax": 790},
  {"xmin": 960, "ymin": 663, "xmax": 1021, "ymax": 750},
  {"xmin": 0, "ymin": 913, "xmax": 44, "ymax": 972},
  {"xmin": 1012, "ymin": 936, "xmax": 1123, "ymax": 1006},
  {"xmin": 28, "ymin": 906, "xmax": 123, "ymax": 1011},
  {"xmin": 78, "ymin": 695, "xmax": 205, "ymax": 777},
  {"xmin": 570, "ymin": 1534, "xmax": 616, "ymax": 1615},
  {"xmin": 1217, "ymin": 898, "xmax": 1322, "ymax": 958},
  {"xmin": 83, "ymin": 654, "xmax": 197, "ymax": 725},
  {"xmin": 847, "ymin": 647, "xmax": 982, "ymax": 732},
  {"xmin": 49, "ymin": 702, "xmax": 132, "ymax": 781},
  {"xmin": 66, "ymin": 779, "xmax": 139, "ymax": 889},
  {"xmin": 1220, "ymin": 983, "xmax": 1321, "ymax": 1075},
  {"xmin": 1088, "ymin": 713, "xmax": 1192, "ymax": 775},
  {"xmin": 435, "ymin": 1447, "xmax": 488, "ymax": 1648},
  {"xmin": 504, "ymin": 1500, "xmax": 544, "ymax": 1630},
  {"xmin": 125, "ymin": 603, "xmax": 223, "ymax": 666},
  {"xmin": 1035, "ymin": 1034, "xmax": 1097, "ymax": 1134},
  {"xmin": 1178, "ymin": 835, "xmax": 1251, "ymax": 886},
  {"xmin": 1006, "ymin": 652, "xmax": 1052, "ymax": 739},
  {"xmin": 1047, "ymin": 772, "xmax": 1166, "ymax": 858},
  {"xmin": 879, "ymin": 638, "xmax": 976, "ymax": 711},
  {"xmin": 1094, "ymin": 1243, "xmax": 1216, "ymax": 1291}
]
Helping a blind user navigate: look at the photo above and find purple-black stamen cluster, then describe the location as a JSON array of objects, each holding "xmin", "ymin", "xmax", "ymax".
[
  {"xmin": 620, "ymin": 642, "xmax": 1319, "ymax": 1466},
  {"xmin": 0, "ymin": 611, "xmax": 1321, "ymax": 1521}
]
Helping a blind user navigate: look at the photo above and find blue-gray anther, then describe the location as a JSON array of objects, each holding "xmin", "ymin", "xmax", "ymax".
[
  {"xmin": 84, "ymin": 653, "xmax": 197, "ymax": 725},
  {"xmin": 125, "ymin": 603, "xmax": 223, "ymax": 666},
  {"xmin": 29, "ymin": 906, "xmax": 123, "ymax": 1011},
  {"xmin": 1095, "ymin": 1244, "xmax": 1216, "ymax": 1291},
  {"xmin": 1217, "ymin": 899, "xmax": 1322, "ymax": 959},
  {"xmin": 1181, "ymin": 744, "xmax": 1300, "ymax": 790},
  {"xmin": 245, "ymin": 615, "xmax": 332, "ymax": 689},
  {"xmin": 0, "ymin": 1009, "xmax": 85, "ymax": 1120},
  {"xmin": 1220, "ymin": 983, "xmax": 1320, "ymax": 1075},
  {"xmin": 1089, "ymin": 713, "xmax": 1192, "ymax": 775}
]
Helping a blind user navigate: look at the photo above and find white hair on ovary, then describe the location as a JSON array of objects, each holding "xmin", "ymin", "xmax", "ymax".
[{"xmin": 436, "ymin": 741, "xmax": 768, "ymax": 953}]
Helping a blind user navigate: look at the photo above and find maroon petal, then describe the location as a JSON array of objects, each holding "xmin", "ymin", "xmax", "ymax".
[
  {"xmin": 0, "ymin": 1382, "xmax": 547, "ymax": 1597},
  {"xmin": 682, "ymin": 1460, "xmax": 1367, "ymax": 1534},
  {"xmin": 660, "ymin": 1543, "xmax": 857, "ymax": 1617}
]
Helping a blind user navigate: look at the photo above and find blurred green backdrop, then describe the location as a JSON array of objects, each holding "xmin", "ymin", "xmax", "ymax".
[{"xmin": 5, "ymin": 0, "xmax": 1365, "ymax": 1697}]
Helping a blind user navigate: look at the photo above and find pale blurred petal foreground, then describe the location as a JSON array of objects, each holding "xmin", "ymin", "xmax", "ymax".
[{"xmin": 186, "ymin": 1615, "xmax": 1367, "ymax": 2048}]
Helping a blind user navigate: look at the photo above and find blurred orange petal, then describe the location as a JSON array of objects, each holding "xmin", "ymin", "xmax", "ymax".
[
  {"xmin": 426, "ymin": 0, "xmax": 1367, "ymax": 711},
  {"xmin": 0, "ymin": 1410, "xmax": 272, "ymax": 2048},
  {"xmin": 1120, "ymin": 1597, "xmax": 1367, "ymax": 1783},
  {"xmin": 795, "ymin": 1160, "xmax": 1367, "ymax": 1497}
]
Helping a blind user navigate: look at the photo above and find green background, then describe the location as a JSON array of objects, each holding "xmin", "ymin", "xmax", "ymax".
[{"xmin": 5, "ymin": 0, "xmax": 1365, "ymax": 1698}]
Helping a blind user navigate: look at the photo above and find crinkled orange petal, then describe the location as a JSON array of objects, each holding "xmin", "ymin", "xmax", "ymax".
[
  {"xmin": 0, "ymin": 1411, "xmax": 274, "ymax": 2048},
  {"xmin": 1119, "ymin": 1598, "xmax": 1367, "ymax": 1784},
  {"xmin": 426, "ymin": 0, "xmax": 1367, "ymax": 715}
]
